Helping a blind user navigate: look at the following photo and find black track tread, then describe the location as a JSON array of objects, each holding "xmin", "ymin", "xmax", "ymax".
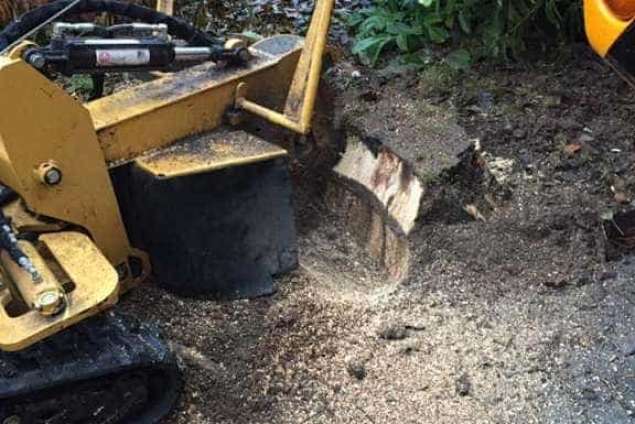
[{"xmin": 0, "ymin": 312, "xmax": 181, "ymax": 424}]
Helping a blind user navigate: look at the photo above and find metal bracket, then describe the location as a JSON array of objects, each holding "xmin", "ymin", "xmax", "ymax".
[{"xmin": 234, "ymin": 0, "xmax": 334, "ymax": 135}]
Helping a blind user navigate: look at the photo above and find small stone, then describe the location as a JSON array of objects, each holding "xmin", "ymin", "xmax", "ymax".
[
  {"xmin": 405, "ymin": 322, "xmax": 426, "ymax": 331},
  {"xmin": 575, "ymin": 273, "xmax": 594, "ymax": 287},
  {"xmin": 563, "ymin": 143, "xmax": 582, "ymax": 156},
  {"xmin": 543, "ymin": 95, "xmax": 561, "ymax": 107},
  {"xmin": 543, "ymin": 278, "xmax": 568, "ymax": 289},
  {"xmin": 455, "ymin": 373, "xmax": 471, "ymax": 396},
  {"xmin": 377, "ymin": 322, "xmax": 408, "ymax": 340},
  {"xmin": 599, "ymin": 271, "xmax": 618, "ymax": 281},
  {"xmin": 400, "ymin": 340, "xmax": 422, "ymax": 355},
  {"xmin": 513, "ymin": 128, "xmax": 526, "ymax": 139},
  {"xmin": 614, "ymin": 191, "xmax": 630, "ymax": 204},
  {"xmin": 351, "ymin": 70, "xmax": 361, "ymax": 78},
  {"xmin": 578, "ymin": 133, "xmax": 595, "ymax": 143},
  {"xmin": 478, "ymin": 91, "xmax": 494, "ymax": 112},
  {"xmin": 580, "ymin": 387, "xmax": 599, "ymax": 401},
  {"xmin": 477, "ymin": 318, "xmax": 493, "ymax": 329},
  {"xmin": 623, "ymin": 339, "xmax": 635, "ymax": 357},
  {"xmin": 346, "ymin": 358, "xmax": 366, "ymax": 381}
]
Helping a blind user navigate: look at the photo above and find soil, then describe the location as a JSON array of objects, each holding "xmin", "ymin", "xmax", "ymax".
[
  {"xmin": 115, "ymin": 41, "xmax": 635, "ymax": 424},
  {"xmin": 9, "ymin": 1, "xmax": 633, "ymax": 422}
]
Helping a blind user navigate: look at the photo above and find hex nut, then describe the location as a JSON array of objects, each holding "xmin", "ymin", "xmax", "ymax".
[{"xmin": 37, "ymin": 161, "xmax": 62, "ymax": 186}]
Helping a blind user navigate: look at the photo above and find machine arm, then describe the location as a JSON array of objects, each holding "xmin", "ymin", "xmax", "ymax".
[{"xmin": 234, "ymin": 0, "xmax": 335, "ymax": 135}]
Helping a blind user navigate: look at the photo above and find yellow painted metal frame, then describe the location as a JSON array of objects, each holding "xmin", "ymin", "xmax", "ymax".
[
  {"xmin": 0, "ymin": 0, "xmax": 334, "ymax": 351},
  {"xmin": 156, "ymin": 0, "xmax": 174, "ymax": 16},
  {"xmin": 584, "ymin": 0, "xmax": 634, "ymax": 57},
  {"xmin": 88, "ymin": 37, "xmax": 304, "ymax": 163},
  {"xmin": 0, "ymin": 232, "xmax": 119, "ymax": 351},
  {"xmin": 235, "ymin": 0, "xmax": 335, "ymax": 135},
  {"xmin": 0, "ymin": 56, "xmax": 133, "ymax": 266},
  {"xmin": 0, "ymin": 40, "xmax": 303, "ymax": 350},
  {"xmin": 135, "ymin": 129, "xmax": 288, "ymax": 179}
]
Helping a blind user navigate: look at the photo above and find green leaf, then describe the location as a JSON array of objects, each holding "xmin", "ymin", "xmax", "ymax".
[
  {"xmin": 458, "ymin": 10, "xmax": 471, "ymax": 34},
  {"xmin": 396, "ymin": 33, "xmax": 410, "ymax": 51},
  {"xmin": 352, "ymin": 35, "xmax": 394, "ymax": 66},
  {"xmin": 359, "ymin": 14, "xmax": 389, "ymax": 34},
  {"xmin": 445, "ymin": 49, "xmax": 472, "ymax": 70},
  {"xmin": 348, "ymin": 0, "xmax": 582, "ymax": 64},
  {"xmin": 386, "ymin": 21, "xmax": 413, "ymax": 35},
  {"xmin": 347, "ymin": 12, "xmax": 367, "ymax": 28},
  {"xmin": 426, "ymin": 24, "xmax": 450, "ymax": 43}
]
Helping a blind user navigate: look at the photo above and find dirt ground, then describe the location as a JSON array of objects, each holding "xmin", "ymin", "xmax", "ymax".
[
  {"xmin": 2, "ymin": 0, "xmax": 632, "ymax": 422},
  {"xmin": 115, "ymin": 40, "xmax": 635, "ymax": 424}
]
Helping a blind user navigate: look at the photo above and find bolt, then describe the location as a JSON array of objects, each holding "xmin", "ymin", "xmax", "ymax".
[
  {"xmin": 34, "ymin": 289, "xmax": 65, "ymax": 316},
  {"xmin": 36, "ymin": 162, "xmax": 62, "ymax": 186},
  {"xmin": 43, "ymin": 167, "xmax": 62, "ymax": 185},
  {"xmin": 28, "ymin": 53, "xmax": 46, "ymax": 69}
]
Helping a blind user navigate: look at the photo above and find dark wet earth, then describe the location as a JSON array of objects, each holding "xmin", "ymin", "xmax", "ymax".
[
  {"xmin": 117, "ymin": 44, "xmax": 635, "ymax": 423},
  {"xmin": 7, "ymin": 0, "xmax": 631, "ymax": 421}
]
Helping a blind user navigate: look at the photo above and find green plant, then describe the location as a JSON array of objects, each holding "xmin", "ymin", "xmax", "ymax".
[
  {"xmin": 349, "ymin": 0, "xmax": 582, "ymax": 66},
  {"xmin": 66, "ymin": 75, "xmax": 95, "ymax": 97}
]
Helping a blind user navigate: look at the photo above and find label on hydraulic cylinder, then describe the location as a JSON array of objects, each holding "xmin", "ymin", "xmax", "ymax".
[{"xmin": 95, "ymin": 49, "xmax": 151, "ymax": 67}]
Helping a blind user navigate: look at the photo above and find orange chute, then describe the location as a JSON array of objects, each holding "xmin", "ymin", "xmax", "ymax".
[{"xmin": 606, "ymin": 0, "xmax": 635, "ymax": 19}]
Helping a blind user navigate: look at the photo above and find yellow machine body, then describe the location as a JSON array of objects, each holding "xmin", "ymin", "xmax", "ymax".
[{"xmin": 0, "ymin": 0, "xmax": 334, "ymax": 351}]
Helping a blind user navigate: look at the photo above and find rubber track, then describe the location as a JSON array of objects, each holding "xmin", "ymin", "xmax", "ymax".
[{"xmin": 0, "ymin": 312, "xmax": 181, "ymax": 424}]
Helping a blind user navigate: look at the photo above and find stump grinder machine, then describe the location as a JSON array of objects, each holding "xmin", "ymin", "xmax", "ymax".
[{"xmin": 0, "ymin": 0, "xmax": 335, "ymax": 422}]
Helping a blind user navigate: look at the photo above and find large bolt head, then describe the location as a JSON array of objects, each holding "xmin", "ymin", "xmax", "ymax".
[
  {"xmin": 37, "ymin": 161, "xmax": 62, "ymax": 186},
  {"xmin": 44, "ymin": 168, "xmax": 62, "ymax": 185},
  {"xmin": 28, "ymin": 53, "xmax": 46, "ymax": 69},
  {"xmin": 34, "ymin": 289, "xmax": 65, "ymax": 316}
]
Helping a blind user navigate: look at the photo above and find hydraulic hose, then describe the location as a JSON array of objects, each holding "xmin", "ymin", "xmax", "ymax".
[
  {"xmin": 0, "ymin": 185, "xmax": 39, "ymax": 281},
  {"xmin": 0, "ymin": 0, "xmax": 217, "ymax": 51}
]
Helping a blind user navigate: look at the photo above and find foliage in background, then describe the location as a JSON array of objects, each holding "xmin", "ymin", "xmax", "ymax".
[{"xmin": 349, "ymin": 0, "xmax": 582, "ymax": 67}]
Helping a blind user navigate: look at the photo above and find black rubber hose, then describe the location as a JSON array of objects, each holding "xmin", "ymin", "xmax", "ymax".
[
  {"xmin": 0, "ymin": 185, "xmax": 39, "ymax": 279},
  {"xmin": 0, "ymin": 185, "xmax": 15, "ymax": 205},
  {"xmin": 0, "ymin": 0, "xmax": 216, "ymax": 51}
]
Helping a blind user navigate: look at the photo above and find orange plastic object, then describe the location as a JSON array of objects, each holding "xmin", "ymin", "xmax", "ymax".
[
  {"xmin": 606, "ymin": 0, "xmax": 635, "ymax": 19},
  {"xmin": 584, "ymin": 0, "xmax": 634, "ymax": 56}
]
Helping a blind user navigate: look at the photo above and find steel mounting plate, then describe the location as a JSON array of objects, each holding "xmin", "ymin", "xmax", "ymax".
[
  {"xmin": 134, "ymin": 128, "xmax": 287, "ymax": 179},
  {"xmin": 0, "ymin": 232, "xmax": 119, "ymax": 351}
]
